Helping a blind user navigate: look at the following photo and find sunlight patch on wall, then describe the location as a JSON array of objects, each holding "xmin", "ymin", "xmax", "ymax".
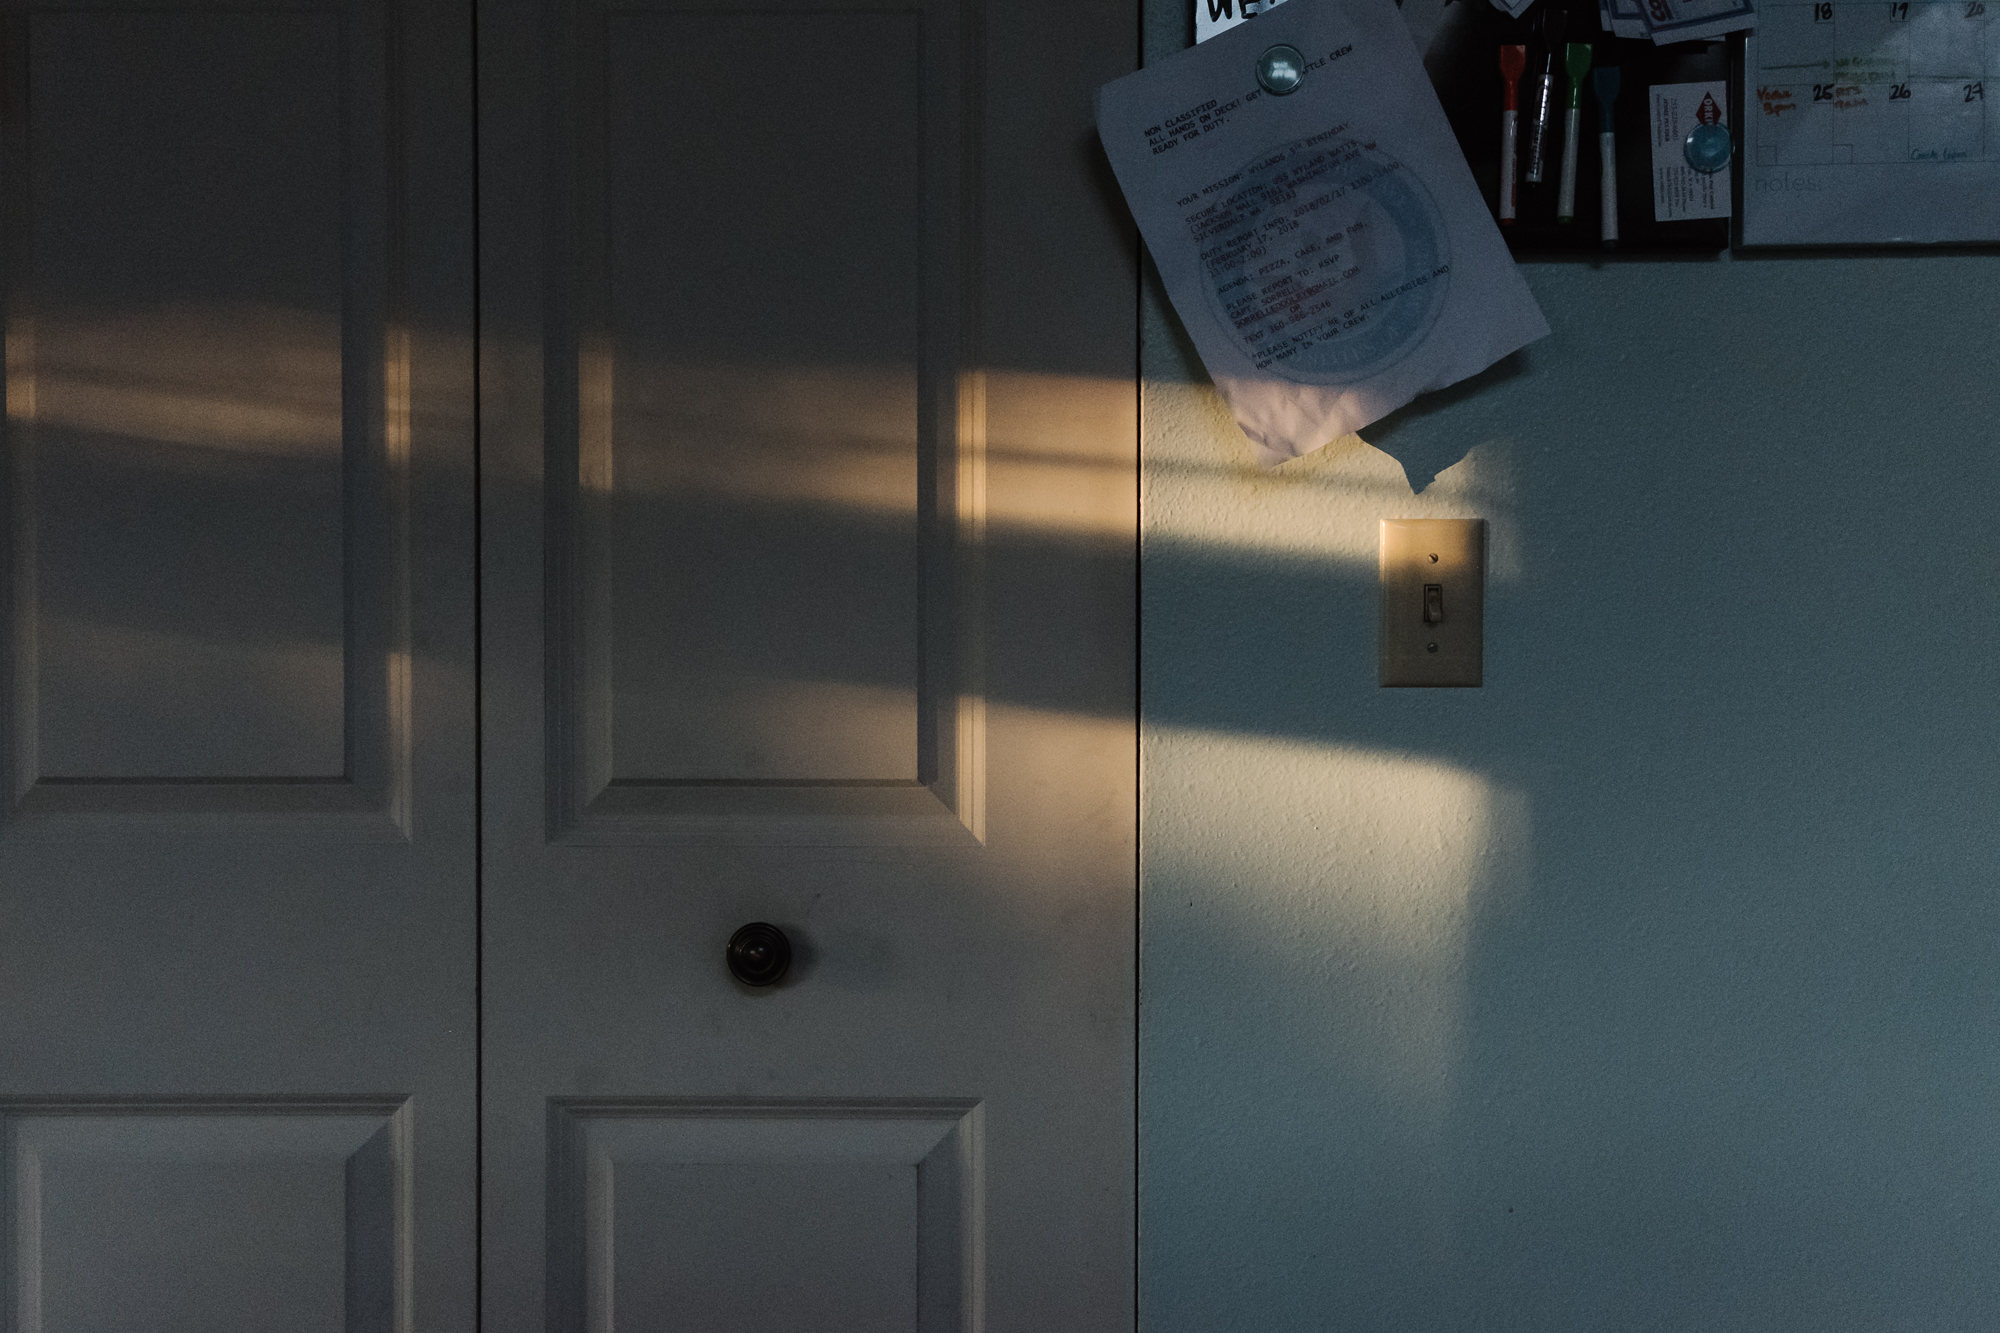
[
  {"xmin": 1144, "ymin": 726, "xmax": 1528, "ymax": 1126},
  {"xmin": 1142, "ymin": 377, "xmax": 1522, "ymax": 580}
]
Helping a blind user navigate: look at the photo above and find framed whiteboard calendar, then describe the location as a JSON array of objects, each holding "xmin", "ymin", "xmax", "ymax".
[{"xmin": 1741, "ymin": 0, "xmax": 2000, "ymax": 243}]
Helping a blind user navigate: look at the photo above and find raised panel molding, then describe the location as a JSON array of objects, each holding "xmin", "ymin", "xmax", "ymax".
[
  {"xmin": 541, "ymin": 0, "xmax": 985, "ymax": 846},
  {"xmin": 546, "ymin": 1099, "xmax": 983, "ymax": 1333},
  {"xmin": 0, "ymin": 4, "xmax": 414, "ymax": 835},
  {"xmin": 1, "ymin": 1097, "xmax": 413, "ymax": 1333}
]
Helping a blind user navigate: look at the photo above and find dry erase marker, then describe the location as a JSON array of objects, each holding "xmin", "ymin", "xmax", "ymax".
[
  {"xmin": 1593, "ymin": 66, "xmax": 1621, "ymax": 247},
  {"xmin": 1557, "ymin": 43, "xmax": 1592, "ymax": 223},
  {"xmin": 1499, "ymin": 45, "xmax": 1527, "ymax": 223},
  {"xmin": 1524, "ymin": 7, "xmax": 1564, "ymax": 184}
]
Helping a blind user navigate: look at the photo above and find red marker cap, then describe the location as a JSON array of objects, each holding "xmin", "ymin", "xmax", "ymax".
[{"xmin": 1499, "ymin": 45, "xmax": 1527, "ymax": 112}]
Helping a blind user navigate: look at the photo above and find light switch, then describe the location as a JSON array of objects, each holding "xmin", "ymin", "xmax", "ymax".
[{"xmin": 1380, "ymin": 519, "xmax": 1484, "ymax": 687}]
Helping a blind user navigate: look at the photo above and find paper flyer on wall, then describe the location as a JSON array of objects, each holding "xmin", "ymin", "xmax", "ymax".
[{"xmin": 1097, "ymin": 0, "xmax": 1548, "ymax": 466}]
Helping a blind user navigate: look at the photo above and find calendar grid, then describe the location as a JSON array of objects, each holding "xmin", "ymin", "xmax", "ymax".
[
  {"xmin": 1743, "ymin": 0, "xmax": 2000, "ymax": 241},
  {"xmin": 1750, "ymin": 1, "xmax": 1997, "ymax": 165}
]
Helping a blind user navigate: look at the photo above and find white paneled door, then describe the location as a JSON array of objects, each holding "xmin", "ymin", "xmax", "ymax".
[
  {"xmin": 0, "ymin": 0, "xmax": 479, "ymax": 1328},
  {"xmin": 2, "ymin": 0, "xmax": 1136, "ymax": 1323}
]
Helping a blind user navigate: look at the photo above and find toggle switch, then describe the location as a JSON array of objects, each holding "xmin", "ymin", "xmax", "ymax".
[{"xmin": 1380, "ymin": 519, "xmax": 1484, "ymax": 687}]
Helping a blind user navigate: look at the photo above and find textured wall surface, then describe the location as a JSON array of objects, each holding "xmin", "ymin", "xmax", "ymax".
[{"xmin": 1137, "ymin": 18, "xmax": 2000, "ymax": 1323}]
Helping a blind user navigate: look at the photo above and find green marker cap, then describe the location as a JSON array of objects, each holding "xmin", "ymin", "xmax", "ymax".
[{"xmin": 1565, "ymin": 43, "xmax": 1594, "ymax": 108}]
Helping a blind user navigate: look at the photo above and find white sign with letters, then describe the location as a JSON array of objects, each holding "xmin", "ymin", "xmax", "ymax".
[{"xmin": 1196, "ymin": 0, "xmax": 1289, "ymax": 45}]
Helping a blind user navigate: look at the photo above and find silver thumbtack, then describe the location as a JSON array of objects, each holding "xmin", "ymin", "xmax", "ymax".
[{"xmin": 1256, "ymin": 44, "xmax": 1306, "ymax": 96}]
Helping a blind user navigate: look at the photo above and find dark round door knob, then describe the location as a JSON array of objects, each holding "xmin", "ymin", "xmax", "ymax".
[{"xmin": 726, "ymin": 922, "xmax": 792, "ymax": 987}]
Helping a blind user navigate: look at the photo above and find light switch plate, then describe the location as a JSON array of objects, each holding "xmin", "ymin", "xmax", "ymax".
[{"xmin": 1380, "ymin": 518, "xmax": 1484, "ymax": 687}]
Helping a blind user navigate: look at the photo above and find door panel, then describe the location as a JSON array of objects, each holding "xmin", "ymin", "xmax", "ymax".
[
  {"xmin": 480, "ymin": 0, "xmax": 1136, "ymax": 1320},
  {"xmin": 6, "ymin": 1101, "xmax": 409, "ymax": 1333},
  {"xmin": 548, "ymin": 1101, "xmax": 978, "ymax": 1332},
  {"xmin": 27, "ymin": 12, "xmax": 349, "ymax": 783},
  {"xmin": 8, "ymin": 4, "xmax": 409, "ymax": 821},
  {"xmin": 526, "ymin": 0, "xmax": 979, "ymax": 848},
  {"xmin": 606, "ymin": 9, "xmax": 924, "ymax": 786},
  {"xmin": 0, "ymin": 0, "xmax": 475, "ymax": 1321}
]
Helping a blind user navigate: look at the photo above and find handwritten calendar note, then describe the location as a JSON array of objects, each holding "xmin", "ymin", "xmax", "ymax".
[{"xmin": 1742, "ymin": 0, "xmax": 2000, "ymax": 242}]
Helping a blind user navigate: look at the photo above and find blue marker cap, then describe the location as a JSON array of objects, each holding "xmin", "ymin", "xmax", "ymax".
[{"xmin": 1592, "ymin": 66, "xmax": 1620, "ymax": 134}]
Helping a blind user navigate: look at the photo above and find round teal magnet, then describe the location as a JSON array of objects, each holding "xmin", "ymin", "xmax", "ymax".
[
  {"xmin": 1683, "ymin": 121, "xmax": 1732, "ymax": 173},
  {"xmin": 1256, "ymin": 44, "xmax": 1306, "ymax": 96}
]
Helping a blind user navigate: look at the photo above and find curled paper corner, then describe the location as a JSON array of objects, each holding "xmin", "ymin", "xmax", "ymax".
[{"xmin": 1231, "ymin": 327, "xmax": 1546, "ymax": 472}]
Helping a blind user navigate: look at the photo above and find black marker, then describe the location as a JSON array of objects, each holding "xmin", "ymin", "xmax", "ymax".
[{"xmin": 1523, "ymin": 5, "xmax": 1566, "ymax": 185}]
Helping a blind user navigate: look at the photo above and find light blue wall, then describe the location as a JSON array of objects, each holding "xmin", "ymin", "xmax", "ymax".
[{"xmin": 1138, "ymin": 18, "xmax": 2000, "ymax": 1324}]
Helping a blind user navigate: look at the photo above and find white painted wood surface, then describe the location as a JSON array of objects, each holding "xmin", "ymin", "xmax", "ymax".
[
  {"xmin": 474, "ymin": 0, "xmax": 1144, "ymax": 1320},
  {"xmin": 1, "ymin": 0, "xmax": 1134, "ymax": 1317},
  {"xmin": 0, "ymin": 0, "xmax": 478, "ymax": 1324},
  {"xmin": 477, "ymin": 0, "xmax": 1139, "ymax": 1315}
]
